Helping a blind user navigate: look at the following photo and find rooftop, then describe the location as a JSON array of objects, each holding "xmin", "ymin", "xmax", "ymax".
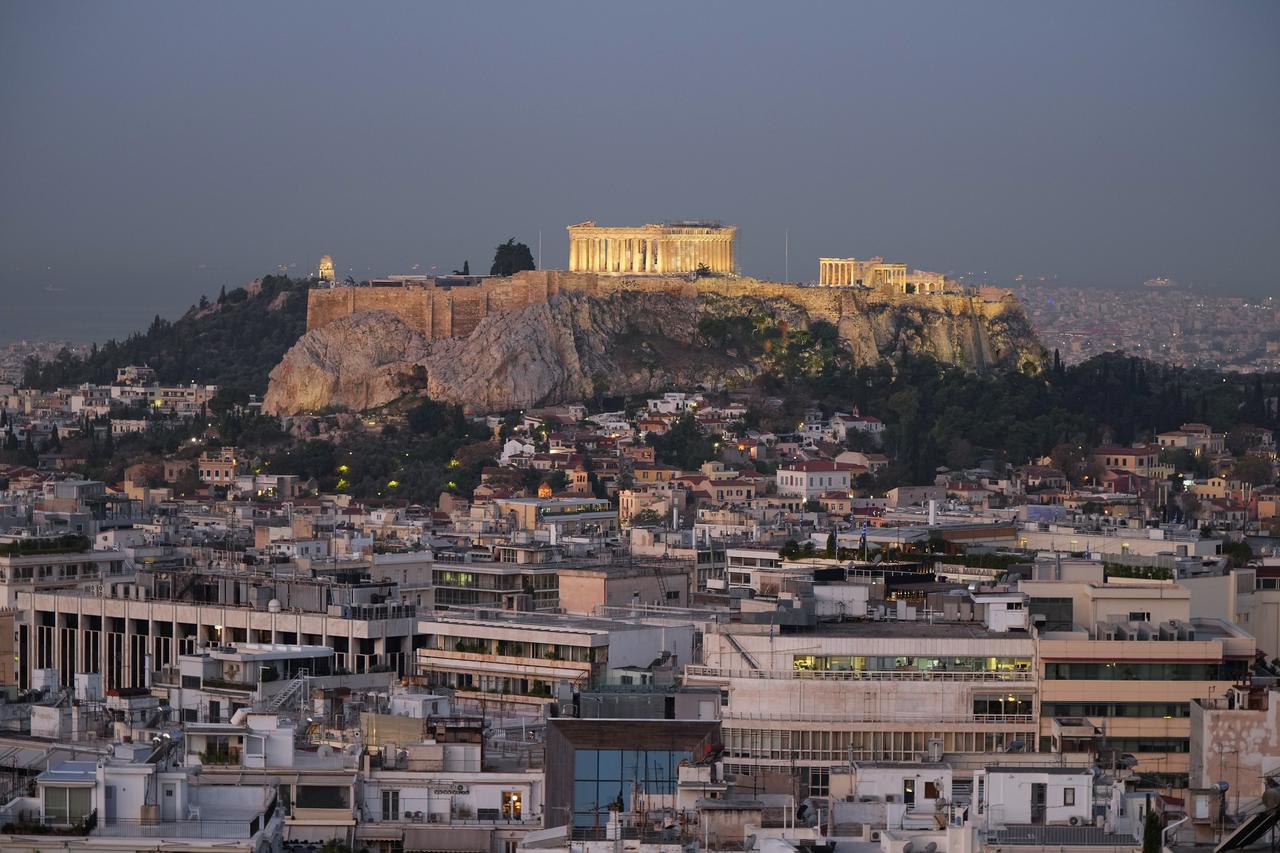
[{"xmin": 37, "ymin": 760, "xmax": 97, "ymax": 785}]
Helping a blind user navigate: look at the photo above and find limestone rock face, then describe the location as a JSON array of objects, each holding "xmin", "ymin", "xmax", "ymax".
[
  {"xmin": 262, "ymin": 310, "xmax": 432, "ymax": 415},
  {"xmin": 263, "ymin": 289, "xmax": 1043, "ymax": 415}
]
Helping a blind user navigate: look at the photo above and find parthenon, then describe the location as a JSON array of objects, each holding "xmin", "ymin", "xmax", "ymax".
[{"xmin": 567, "ymin": 220, "xmax": 736, "ymax": 275}]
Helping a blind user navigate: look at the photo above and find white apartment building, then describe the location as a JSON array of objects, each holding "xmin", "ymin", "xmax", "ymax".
[
  {"xmin": 686, "ymin": 610, "xmax": 1037, "ymax": 798},
  {"xmin": 776, "ymin": 461, "xmax": 853, "ymax": 499}
]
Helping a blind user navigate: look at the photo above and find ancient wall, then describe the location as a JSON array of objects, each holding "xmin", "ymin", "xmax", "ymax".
[
  {"xmin": 306, "ymin": 273, "xmax": 553, "ymax": 339},
  {"xmin": 307, "ymin": 271, "xmax": 1018, "ymax": 341}
]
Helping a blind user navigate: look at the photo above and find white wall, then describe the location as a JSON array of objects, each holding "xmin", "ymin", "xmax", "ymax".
[{"xmin": 980, "ymin": 770, "xmax": 1091, "ymax": 827}]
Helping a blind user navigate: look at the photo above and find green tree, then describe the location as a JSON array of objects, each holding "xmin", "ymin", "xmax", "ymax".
[
  {"xmin": 545, "ymin": 469, "xmax": 569, "ymax": 493},
  {"xmin": 630, "ymin": 508, "xmax": 663, "ymax": 527},
  {"xmin": 650, "ymin": 412, "xmax": 717, "ymax": 470},
  {"xmin": 1224, "ymin": 540, "xmax": 1254, "ymax": 568},
  {"xmin": 1142, "ymin": 806, "xmax": 1162, "ymax": 853},
  {"xmin": 1232, "ymin": 454, "xmax": 1274, "ymax": 487},
  {"xmin": 490, "ymin": 239, "xmax": 535, "ymax": 276},
  {"xmin": 453, "ymin": 260, "xmax": 470, "ymax": 275}
]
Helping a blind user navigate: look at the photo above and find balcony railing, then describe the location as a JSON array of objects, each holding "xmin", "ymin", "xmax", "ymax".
[
  {"xmin": 722, "ymin": 710, "xmax": 1036, "ymax": 724},
  {"xmin": 684, "ymin": 665, "xmax": 1034, "ymax": 682},
  {"xmin": 0, "ymin": 809, "xmax": 97, "ymax": 836},
  {"xmin": 95, "ymin": 817, "xmax": 261, "ymax": 839}
]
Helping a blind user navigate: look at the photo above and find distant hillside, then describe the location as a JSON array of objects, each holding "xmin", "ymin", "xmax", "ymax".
[{"xmin": 22, "ymin": 275, "xmax": 309, "ymax": 394}]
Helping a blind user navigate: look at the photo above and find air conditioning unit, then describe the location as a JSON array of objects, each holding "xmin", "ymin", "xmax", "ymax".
[{"xmin": 870, "ymin": 831, "xmax": 882, "ymax": 842}]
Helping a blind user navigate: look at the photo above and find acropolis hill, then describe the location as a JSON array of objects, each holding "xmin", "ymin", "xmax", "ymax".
[
  {"xmin": 304, "ymin": 268, "xmax": 1021, "ymax": 347},
  {"xmin": 265, "ymin": 227, "xmax": 1042, "ymax": 415}
]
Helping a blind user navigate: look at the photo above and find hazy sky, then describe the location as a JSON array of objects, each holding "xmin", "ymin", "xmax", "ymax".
[{"xmin": 1, "ymin": 1, "xmax": 1277, "ymax": 344}]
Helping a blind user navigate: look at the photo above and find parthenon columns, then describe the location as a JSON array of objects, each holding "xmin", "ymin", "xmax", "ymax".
[{"xmin": 566, "ymin": 221, "xmax": 736, "ymax": 275}]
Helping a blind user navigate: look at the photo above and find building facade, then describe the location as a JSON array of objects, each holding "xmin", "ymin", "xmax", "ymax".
[{"xmin": 567, "ymin": 221, "xmax": 735, "ymax": 275}]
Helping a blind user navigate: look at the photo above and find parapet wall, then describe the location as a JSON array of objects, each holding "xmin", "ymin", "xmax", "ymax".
[{"xmin": 306, "ymin": 271, "xmax": 1014, "ymax": 340}]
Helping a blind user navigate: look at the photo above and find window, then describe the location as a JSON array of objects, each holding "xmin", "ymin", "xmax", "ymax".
[
  {"xmin": 43, "ymin": 786, "xmax": 93, "ymax": 824},
  {"xmin": 1064, "ymin": 787, "xmax": 1075, "ymax": 806},
  {"xmin": 381, "ymin": 789, "xmax": 400, "ymax": 821},
  {"xmin": 1128, "ymin": 611, "xmax": 1151, "ymax": 622},
  {"xmin": 181, "ymin": 675, "xmax": 200, "ymax": 689}
]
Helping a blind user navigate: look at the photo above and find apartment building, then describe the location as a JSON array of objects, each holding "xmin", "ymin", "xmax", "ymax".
[
  {"xmin": 686, "ymin": 609, "xmax": 1038, "ymax": 799},
  {"xmin": 414, "ymin": 610, "xmax": 694, "ymax": 711},
  {"xmin": 16, "ymin": 567, "xmax": 420, "ymax": 692},
  {"xmin": 1024, "ymin": 580, "xmax": 1255, "ymax": 790},
  {"xmin": 0, "ymin": 537, "xmax": 127, "ymax": 607},
  {"xmin": 1091, "ymin": 444, "xmax": 1161, "ymax": 475}
]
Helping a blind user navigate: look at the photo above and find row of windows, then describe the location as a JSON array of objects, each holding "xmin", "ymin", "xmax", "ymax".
[
  {"xmin": 723, "ymin": 727, "xmax": 1037, "ymax": 763},
  {"xmin": 974, "ymin": 695, "xmax": 1034, "ymax": 716},
  {"xmin": 1044, "ymin": 662, "xmax": 1249, "ymax": 681},
  {"xmin": 794, "ymin": 655, "xmax": 1032, "ymax": 674},
  {"xmin": 1042, "ymin": 702, "xmax": 1190, "ymax": 718},
  {"xmin": 1097, "ymin": 737, "xmax": 1190, "ymax": 754}
]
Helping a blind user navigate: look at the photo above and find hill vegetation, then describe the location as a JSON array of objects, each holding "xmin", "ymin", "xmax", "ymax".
[{"xmin": 21, "ymin": 275, "xmax": 309, "ymax": 395}]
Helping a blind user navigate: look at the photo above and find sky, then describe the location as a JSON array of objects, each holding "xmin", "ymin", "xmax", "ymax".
[{"xmin": 1, "ymin": 1, "xmax": 1277, "ymax": 345}]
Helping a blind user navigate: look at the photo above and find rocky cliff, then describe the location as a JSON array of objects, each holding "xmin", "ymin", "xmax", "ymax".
[{"xmin": 263, "ymin": 288, "xmax": 1042, "ymax": 415}]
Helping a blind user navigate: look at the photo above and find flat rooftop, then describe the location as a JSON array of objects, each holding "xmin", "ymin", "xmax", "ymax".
[{"xmin": 38, "ymin": 760, "xmax": 97, "ymax": 784}]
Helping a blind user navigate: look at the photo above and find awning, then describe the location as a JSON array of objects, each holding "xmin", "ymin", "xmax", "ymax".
[{"xmin": 404, "ymin": 825, "xmax": 494, "ymax": 851}]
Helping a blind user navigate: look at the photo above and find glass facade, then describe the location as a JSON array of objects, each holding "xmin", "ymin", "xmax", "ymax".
[
  {"xmin": 793, "ymin": 655, "xmax": 1031, "ymax": 674},
  {"xmin": 572, "ymin": 748, "xmax": 690, "ymax": 828}
]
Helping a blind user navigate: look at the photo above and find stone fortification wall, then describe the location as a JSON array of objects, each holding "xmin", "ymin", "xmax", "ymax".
[
  {"xmin": 307, "ymin": 271, "xmax": 1015, "ymax": 341},
  {"xmin": 306, "ymin": 273, "xmax": 553, "ymax": 339}
]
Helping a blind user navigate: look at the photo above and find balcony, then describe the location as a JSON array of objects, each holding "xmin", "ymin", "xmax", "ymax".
[
  {"xmin": 95, "ymin": 817, "xmax": 264, "ymax": 840},
  {"xmin": 684, "ymin": 665, "xmax": 1034, "ymax": 682},
  {"xmin": 723, "ymin": 710, "xmax": 1036, "ymax": 725},
  {"xmin": 200, "ymin": 677, "xmax": 257, "ymax": 693},
  {"xmin": 198, "ymin": 748, "xmax": 242, "ymax": 766},
  {"xmin": 0, "ymin": 808, "xmax": 97, "ymax": 836}
]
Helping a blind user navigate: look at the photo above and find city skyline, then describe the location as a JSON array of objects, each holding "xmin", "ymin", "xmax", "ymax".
[{"xmin": 2, "ymin": 1, "xmax": 1278, "ymax": 344}]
